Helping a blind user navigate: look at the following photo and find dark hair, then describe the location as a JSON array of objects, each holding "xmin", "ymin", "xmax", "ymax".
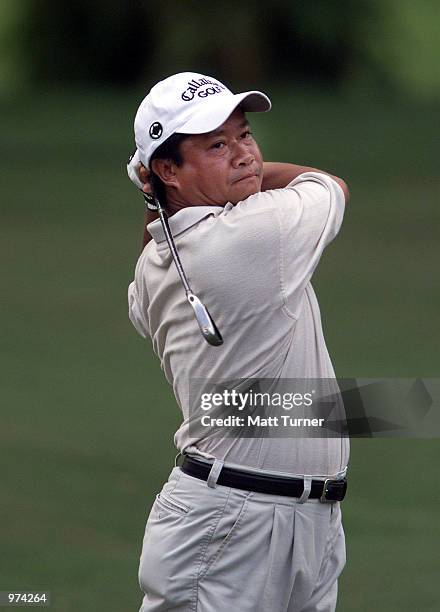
[{"xmin": 149, "ymin": 132, "xmax": 190, "ymax": 206}]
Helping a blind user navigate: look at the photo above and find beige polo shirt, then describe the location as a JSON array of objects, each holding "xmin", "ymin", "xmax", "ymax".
[{"xmin": 128, "ymin": 172, "xmax": 349, "ymax": 478}]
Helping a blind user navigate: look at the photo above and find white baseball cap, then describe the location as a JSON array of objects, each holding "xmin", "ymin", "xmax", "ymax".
[{"xmin": 127, "ymin": 71, "xmax": 271, "ymax": 189}]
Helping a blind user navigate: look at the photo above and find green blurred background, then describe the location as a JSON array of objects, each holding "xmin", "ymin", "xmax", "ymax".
[{"xmin": 1, "ymin": 1, "xmax": 439, "ymax": 610}]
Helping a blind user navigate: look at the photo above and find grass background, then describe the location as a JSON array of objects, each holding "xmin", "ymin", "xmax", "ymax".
[{"xmin": 1, "ymin": 87, "xmax": 439, "ymax": 611}]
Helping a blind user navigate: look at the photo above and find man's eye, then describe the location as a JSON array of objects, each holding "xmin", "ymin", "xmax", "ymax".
[
  {"xmin": 211, "ymin": 141, "xmax": 225, "ymax": 149},
  {"xmin": 241, "ymin": 130, "xmax": 253, "ymax": 139}
]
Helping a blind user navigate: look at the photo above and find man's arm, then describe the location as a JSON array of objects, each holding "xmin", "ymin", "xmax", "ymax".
[
  {"xmin": 262, "ymin": 162, "xmax": 350, "ymax": 203},
  {"xmin": 139, "ymin": 162, "xmax": 349, "ymax": 252}
]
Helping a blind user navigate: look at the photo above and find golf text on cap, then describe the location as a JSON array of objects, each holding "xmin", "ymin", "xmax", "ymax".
[{"xmin": 181, "ymin": 78, "xmax": 227, "ymax": 102}]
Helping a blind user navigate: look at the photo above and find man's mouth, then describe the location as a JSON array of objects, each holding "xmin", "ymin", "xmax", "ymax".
[{"xmin": 234, "ymin": 173, "xmax": 259, "ymax": 183}]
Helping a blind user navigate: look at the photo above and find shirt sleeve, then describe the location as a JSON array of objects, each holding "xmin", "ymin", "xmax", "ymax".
[
  {"xmin": 275, "ymin": 172, "xmax": 345, "ymax": 319},
  {"xmin": 128, "ymin": 280, "xmax": 149, "ymax": 339}
]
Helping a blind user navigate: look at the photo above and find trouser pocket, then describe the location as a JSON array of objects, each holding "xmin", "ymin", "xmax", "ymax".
[
  {"xmin": 154, "ymin": 491, "xmax": 191, "ymax": 517},
  {"xmin": 138, "ymin": 475, "xmax": 234, "ymax": 610},
  {"xmin": 197, "ymin": 490, "xmax": 251, "ymax": 583}
]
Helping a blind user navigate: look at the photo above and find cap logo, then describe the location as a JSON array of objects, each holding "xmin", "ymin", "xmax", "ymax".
[
  {"xmin": 181, "ymin": 78, "xmax": 226, "ymax": 102},
  {"xmin": 149, "ymin": 122, "xmax": 163, "ymax": 139}
]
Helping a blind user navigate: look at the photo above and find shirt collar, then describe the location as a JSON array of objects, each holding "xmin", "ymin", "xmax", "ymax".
[{"xmin": 147, "ymin": 205, "xmax": 229, "ymax": 243}]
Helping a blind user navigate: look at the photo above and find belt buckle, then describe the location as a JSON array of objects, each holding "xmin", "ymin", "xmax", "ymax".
[{"xmin": 320, "ymin": 478, "xmax": 347, "ymax": 503}]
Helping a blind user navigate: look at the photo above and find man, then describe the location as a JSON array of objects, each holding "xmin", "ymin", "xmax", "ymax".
[{"xmin": 127, "ymin": 72, "xmax": 350, "ymax": 612}]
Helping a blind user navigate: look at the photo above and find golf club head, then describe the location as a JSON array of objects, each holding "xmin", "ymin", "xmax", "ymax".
[{"xmin": 187, "ymin": 293, "xmax": 223, "ymax": 346}]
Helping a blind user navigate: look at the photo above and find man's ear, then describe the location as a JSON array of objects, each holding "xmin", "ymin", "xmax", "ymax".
[{"xmin": 150, "ymin": 158, "xmax": 179, "ymax": 189}]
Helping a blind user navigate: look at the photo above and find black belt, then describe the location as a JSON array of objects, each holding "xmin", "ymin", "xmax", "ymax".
[{"xmin": 180, "ymin": 455, "xmax": 347, "ymax": 503}]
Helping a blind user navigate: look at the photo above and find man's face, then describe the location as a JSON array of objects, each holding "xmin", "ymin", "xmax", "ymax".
[{"xmin": 166, "ymin": 108, "xmax": 263, "ymax": 207}]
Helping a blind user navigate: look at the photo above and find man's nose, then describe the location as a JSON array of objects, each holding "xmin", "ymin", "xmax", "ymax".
[{"xmin": 231, "ymin": 141, "xmax": 254, "ymax": 168}]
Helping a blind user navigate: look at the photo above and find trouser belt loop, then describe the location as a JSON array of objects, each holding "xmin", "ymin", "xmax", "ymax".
[
  {"xmin": 297, "ymin": 476, "xmax": 312, "ymax": 504},
  {"xmin": 207, "ymin": 458, "xmax": 224, "ymax": 488},
  {"xmin": 174, "ymin": 451, "xmax": 182, "ymax": 467}
]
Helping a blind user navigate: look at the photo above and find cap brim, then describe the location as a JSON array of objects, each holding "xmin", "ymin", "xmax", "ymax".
[{"xmin": 177, "ymin": 90, "xmax": 271, "ymax": 135}]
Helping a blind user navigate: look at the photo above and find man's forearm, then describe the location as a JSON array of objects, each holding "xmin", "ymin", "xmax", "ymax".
[
  {"xmin": 262, "ymin": 162, "xmax": 349, "ymax": 201},
  {"xmin": 262, "ymin": 162, "xmax": 319, "ymax": 190}
]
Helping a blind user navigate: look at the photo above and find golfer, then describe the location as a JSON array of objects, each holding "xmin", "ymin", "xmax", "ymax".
[{"xmin": 127, "ymin": 71, "xmax": 350, "ymax": 612}]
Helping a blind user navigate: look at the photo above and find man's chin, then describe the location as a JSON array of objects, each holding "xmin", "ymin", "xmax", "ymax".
[{"xmin": 230, "ymin": 180, "xmax": 262, "ymax": 204}]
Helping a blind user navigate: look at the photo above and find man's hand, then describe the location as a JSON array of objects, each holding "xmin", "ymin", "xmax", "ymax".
[
  {"xmin": 139, "ymin": 164, "xmax": 159, "ymax": 252},
  {"xmin": 139, "ymin": 164, "xmax": 153, "ymax": 196}
]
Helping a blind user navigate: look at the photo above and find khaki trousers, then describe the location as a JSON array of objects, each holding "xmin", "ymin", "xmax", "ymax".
[{"xmin": 138, "ymin": 464, "xmax": 346, "ymax": 612}]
